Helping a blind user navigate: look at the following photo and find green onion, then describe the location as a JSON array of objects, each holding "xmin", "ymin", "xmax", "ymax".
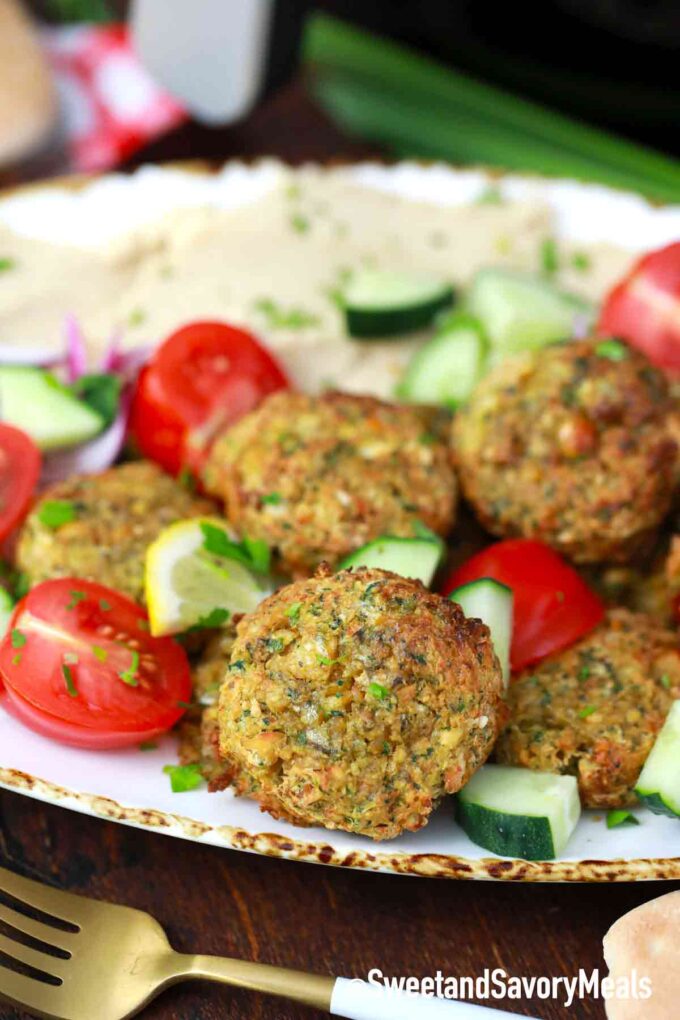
[{"xmin": 303, "ymin": 15, "xmax": 680, "ymax": 202}]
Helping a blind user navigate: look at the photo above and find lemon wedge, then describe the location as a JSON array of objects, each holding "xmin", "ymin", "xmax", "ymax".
[{"xmin": 145, "ymin": 519, "xmax": 268, "ymax": 636}]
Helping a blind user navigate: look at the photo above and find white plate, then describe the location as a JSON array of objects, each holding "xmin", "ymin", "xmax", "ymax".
[{"xmin": 1, "ymin": 162, "xmax": 678, "ymax": 881}]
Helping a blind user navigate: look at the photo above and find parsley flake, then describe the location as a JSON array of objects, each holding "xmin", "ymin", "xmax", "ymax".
[
  {"xmin": 578, "ymin": 704, "xmax": 597, "ymax": 719},
  {"xmin": 261, "ymin": 492, "xmax": 282, "ymax": 505},
  {"xmin": 162, "ymin": 763, "xmax": 204, "ymax": 793},
  {"xmin": 200, "ymin": 522, "xmax": 271, "ymax": 574},
  {"xmin": 66, "ymin": 590, "xmax": 87, "ymax": 610},
  {"xmin": 10, "ymin": 629, "xmax": 26, "ymax": 649},
  {"xmin": 595, "ymin": 339, "xmax": 629, "ymax": 361},
  {"xmin": 606, "ymin": 809, "xmax": 640, "ymax": 829},
  {"xmin": 119, "ymin": 649, "xmax": 140, "ymax": 687},
  {"xmin": 187, "ymin": 607, "xmax": 230, "ymax": 632},
  {"xmin": 37, "ymin": 500, "xmax": 77, "ymax": 529},
  {"xmin": 540, "ymin": 238, "xmax": 560, "ymax": 276},
  {"xmin": 62, "ymin": 663, "xmax": 79, "ymax": 698},
  {"xmin": 92, "ymin": 645, "xmax": 108, "ymax": 662},
  {"xmin": 285, "ymin": 602, "xmax": 302, "ymax": 624},
  {"xmin": 368, "ymin": 682, "xmax": 389, "ymax": 700}
]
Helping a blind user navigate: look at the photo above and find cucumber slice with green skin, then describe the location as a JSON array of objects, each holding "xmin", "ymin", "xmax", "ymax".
[
  {"xmin": 467, "ymin": 268, "xmax": 592, "ymax": 353},
  {"xmin": 396, "ymin": 313, "xmax": 488, "ymax": 407},
  {"xmin": 635, "ymin": 701, "xmax": 680, "ymax": 819},
  {"xmin": 449, "ymin": 577, "xmax": 513, "ymax": 688},
  {"xmin": 0, "ymin": 367, "xmax": 104, "ymax": 450},
  {"xmin": 456, "ymin": 765, "xmax": 581, "ymax": 860},
  {"xmin": 344, "ymin": 269, "xmax": 454, "ymax": 338},
  {"xmin": 0, "ymin": 588, "xmax": 14, "ymax": 639},
  {"xmin": 338, "ymin": 534, "xmax": 444, "ymax": 587}
]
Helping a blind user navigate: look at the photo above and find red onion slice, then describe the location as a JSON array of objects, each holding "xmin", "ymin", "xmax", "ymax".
[
  {"xmin": 0, "ymin": 344, "xmax": 63, "ymax": 367},
  {"xmin": 64, "ymin": 313, "xmax": 88, "ymax": 382}
]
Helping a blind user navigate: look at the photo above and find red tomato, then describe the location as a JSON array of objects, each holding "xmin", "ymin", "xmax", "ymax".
[
  {"xmin": 442, "ymin": 539, "xmax": 605, "ymax": 672},
  {"xmin": 0, "ymin": 579, "xmax": 191, "ymax": 749},
  {"xmin": 598, "ymin": 242, "xmax": 680, "ymax": 373},
  {"xmin": 0, "ymin": 424, "xmax": 41, "ymax": 543},
  {"xmin": 129, "ymin": 321, "xmax": 290, "ymax": 476}
]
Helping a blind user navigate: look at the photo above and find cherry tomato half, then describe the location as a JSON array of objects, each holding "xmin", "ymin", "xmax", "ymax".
[
  {"xmin": 442, "ymin": 539, "xmax": 605, "ymax": 672},
  {"xmin": 598, "ymin": 241, "xmax": 680, "ymax": 373},
  {"xmin": 129, "ymin": 321, "xmax": 290, "ymax": 476},
  {"xmin": 0, "ymin": 424, "xmax": 41, "ymax": 544},
  {"xmin": 0, "ymin": 579, "xmax": 191, "ymax": 749}
]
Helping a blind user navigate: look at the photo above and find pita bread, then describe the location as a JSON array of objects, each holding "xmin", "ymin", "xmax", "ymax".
[{"xmin": 603, "ymin": 890, "xmax": 680, "ymax": 1019}]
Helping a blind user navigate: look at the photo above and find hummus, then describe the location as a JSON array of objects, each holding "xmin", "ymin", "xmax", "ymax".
[{"xmin": 0, "ymin": 164, "xmax": 635, "ymax": 396}]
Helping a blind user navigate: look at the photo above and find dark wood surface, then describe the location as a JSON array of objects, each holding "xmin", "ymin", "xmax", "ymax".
[{"xmin": 2, "ymin": 80, "xmax": 678, "ymax": 1020}]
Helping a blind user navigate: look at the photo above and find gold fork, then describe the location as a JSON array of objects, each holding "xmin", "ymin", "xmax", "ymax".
[{"xmin": 0, "ymin": 864, "xmax": 535, "ymax": 1019}]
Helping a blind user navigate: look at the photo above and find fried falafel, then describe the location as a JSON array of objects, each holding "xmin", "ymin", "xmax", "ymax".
[
  {"xmin": 496, "ymin": 609, "xmax": 680, "ymax": 809},
  {"xmin": 453, "ymin": 339, "xmax": 677, "ymax": 563},
  {"xmin": 203, "ymin": 391, "xmax": 458, "ymax": 576},
  {"xmin": 216, "ymin": 566, "xmax": 504, "ymax": 840},
  {"xmin": 17, "ymin": 460, "xmax": 215, "ymax": 602}
]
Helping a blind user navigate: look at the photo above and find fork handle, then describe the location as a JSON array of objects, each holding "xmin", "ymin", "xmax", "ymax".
[
  {"xmin": 179, "ymin": 955, "xmax": 538, "ymax": 1019},
  {"xmin": 330, "ymin": 977, "xmax": 541, "ymax": 1019}
]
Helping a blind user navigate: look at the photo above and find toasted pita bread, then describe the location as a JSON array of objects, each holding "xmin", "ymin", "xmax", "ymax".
[{"xmin": 603, "ymin": 890, "xmax": 680, "ymax": 1019}]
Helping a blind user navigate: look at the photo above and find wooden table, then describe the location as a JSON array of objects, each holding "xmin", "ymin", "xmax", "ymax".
[{"xmin": 1, "ymin": 79, "xmax": 678, "ymax": 1020}]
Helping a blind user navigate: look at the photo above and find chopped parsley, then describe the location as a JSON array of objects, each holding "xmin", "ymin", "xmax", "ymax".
[
  {"xmin": 660, "ymin": 674, "xmax": 671, "ymax": 690},
  {"xmin": 139, "ymin": 741, "xmax": 158, "ymax": 752},
  {"xmin": 178, "ymin": 467, "xmax": 197, "ymax": 492},
  {"xmin": 606, "ymin": 809, "xmax": 640, "ymax": 829},
  {"xmin": 290, "ymin": 212, "xmax": 310, "ymax": 234},
  {"xmin": 119, "ymin": 649, "xmax": 140, "ymax": 687},
  {"xmin": 37, "ymin": 499, "xmax": 77, "ymax": 528},
  {"xmin": 595, "ymin": 339, "xmax": 629, "ymax": 361},
  {"xmin": 200, "ymin": 522, "xmax": 270, "ymax": 574},
  {"xmin": 254, "ymin": 297, "xmax": 320, "ymax": 330},
  {"xmin": 261, "ymin": 492, "xmax": 282, "ymax": 505},
  {"xmin": 11, "ymin": 653, "xmax": 21, "ymax": 666},
  {"xmin": 62, "ymin": 663, "xmax": 79, "ymax": 698},
  {"xmin": 176, "ymin": 699, "xmax": 193, "ymax": 710},
  {"xmin": 0, "ymin": 257, "xmax": 15, "ymax": 272},
  {"xmin": 187, "ymin": 607, "xmax": 230, "ymax": 632},
  {"xmin": 540, "ymin": 238, "xmax": 559, "ymax": 276},
  {"xmin": 367, "ymin": 682, "xmax": 389, "ymax": 701},
  {"xmin": 92, "ymin": 645, "xmax": 108, "ymax": 662},
  {"xmin": 285, "ymin": 602, "xmax": 302, "ymax": 624},
  {"xmin": 475, "ymin": 185, "xmax": 503, "ymax": 205},
  {"xmin": 99, "ymin": 598, "xmax": 112, "ymax": 611},
  {"xmin": 571, "ymin": 251, "xmax": 591, "ymax": 272},
  {"xmin": 578, "ymin": 704, "xmax": 597, "ymax": 719},
  {"xmin": 128, "ymin": 307, "xmax": 146, "ymax": 327},
  {"xmin": 66, "ymin": 589, "xmax": 87, "ymax": 610},
  {"xmin": 10, "ymin": 629, "xmax": 26, "ymax": 649},
  {"xmin": 162, "ymin": 763, "xmax": 204, "ymax": 793},
  {"xmin": 578, "ymin": 665, "xmax": 591, "ymax": 681}
]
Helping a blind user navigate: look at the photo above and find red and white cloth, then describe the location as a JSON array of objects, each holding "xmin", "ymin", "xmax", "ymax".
[{"xmin": 42, "ymin": 24, "xmax": 187, "ymax": 172}]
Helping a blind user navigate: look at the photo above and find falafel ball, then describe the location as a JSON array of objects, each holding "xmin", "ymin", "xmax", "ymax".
[
  {"xmin": 216, "ymin": 566, "xmax": 504, "ymax": 840},
  {"xmin": 453, "ymin": 339, "xmax": 677, "ymax": 563},
  {"xmin": 203, "ymin": 391, "xmax": 458, "ymax": 575},
  {"xmin": 495, "ymin": 609, "xmax": 680, "ymax": 809},
  {"xmin": 17, "ymin": 460, "xmax": 215, "ymax": 602}
]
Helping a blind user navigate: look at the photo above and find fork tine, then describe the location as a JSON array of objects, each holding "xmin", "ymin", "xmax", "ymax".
[
  {"xmin": 0, "ymin": 962, "xmax": 65, "ymax": 1018},
  {"xmin": 0, "ymin": 868, "xmax": 84, "ymax": 927},
  {"xmin": 0, "ymin": 903, "xmax": 75, "ymax": 953},
  {"xmin": 0, "ymin": 931, "xmax": 68, "ymax": 979}
]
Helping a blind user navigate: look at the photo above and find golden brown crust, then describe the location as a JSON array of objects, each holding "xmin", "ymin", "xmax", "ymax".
[
  {"xmin": 216, "ymin": 567, "xmax": 504, "ymax": 840},
  {"xmin": 496, "ymin": 609, "xmax": 680, "ymax": 808},
  {"xmin": 203, "ymin": 390, "xmax": 458, "ymax": 575},
  {"xmin": 453, "ymin": 339, "xmax": 677, "ymax": 563},
  {"xmin": 17, "ymin": 460, "xmax": 215, "ymax": 602}
]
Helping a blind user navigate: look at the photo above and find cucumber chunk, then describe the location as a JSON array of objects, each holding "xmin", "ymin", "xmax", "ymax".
[
  {"xmin": 467, "ymin": 268, "xmax": 592, "ymax": 353},
  {"xmin": 449, "ymin": 577, "xmax": 513, "ymax": 687},
  {"xmin": 456, "ymin": 765, "xmax": 581, "ymax": 860},
  {"xmin": 338, "ymin": 534, "xmax": 444, "ymax": 587},
  {"xmin": 635, "ymin": 701, "xmax": 680, "ymax": 819},
  {"xmin": 344, "ymin": 269, "xmax": 454, "ymax": 338},
  {"xmin": 396, "ymin": 313, "xmax": 487, "ymax": 407},
  {"xmin": 0, "ymin": 367, "xmax": 104, "ymax": 450}
]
